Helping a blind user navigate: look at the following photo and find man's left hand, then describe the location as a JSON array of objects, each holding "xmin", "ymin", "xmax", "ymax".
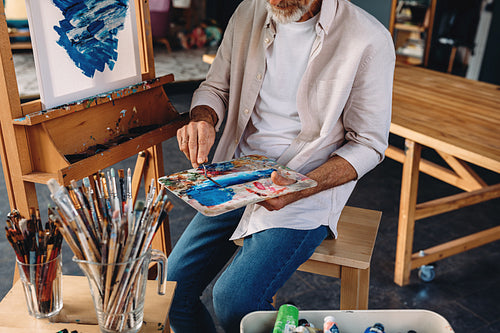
[
  {"xmin": 258, "ymin": 170, "xmax": 297, "ymax": 211},
  {"xmin": 257, "ymin": 155, "xmax": 358, "ymax": 211}
]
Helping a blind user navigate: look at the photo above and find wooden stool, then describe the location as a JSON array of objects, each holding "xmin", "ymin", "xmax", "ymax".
[{"xmin": 235, "ymin": 206, "xmax": 381, "ymax": 310}]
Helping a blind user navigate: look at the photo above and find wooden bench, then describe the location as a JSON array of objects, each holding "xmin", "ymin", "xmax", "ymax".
[{"xmin": 235, "ymin": 206, "xmax": 381, "ymax": 310}]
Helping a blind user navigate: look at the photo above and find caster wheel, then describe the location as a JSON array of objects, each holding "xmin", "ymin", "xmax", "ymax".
[{"xmin": 418, "ymin": 265, "xmax": 435, "ymax": 282}]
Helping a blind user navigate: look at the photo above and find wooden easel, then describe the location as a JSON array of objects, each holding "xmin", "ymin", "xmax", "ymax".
[{"xmin": 0, "ymin": 0, "xmax": 188, "ymax": 282}]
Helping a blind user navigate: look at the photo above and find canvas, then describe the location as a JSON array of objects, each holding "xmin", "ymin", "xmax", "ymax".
[
  {"xmin": 158, "ymin": 155, "xmax": 318, "ymax": 216},
  {"xmin": 25, "ymin": 0, "xmax": 142, "ymax": 109}
]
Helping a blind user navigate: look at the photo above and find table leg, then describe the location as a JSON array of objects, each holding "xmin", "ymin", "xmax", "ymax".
[{"xmin": 394, "ymin": 139, "xmax": 422, "ymax": 286}]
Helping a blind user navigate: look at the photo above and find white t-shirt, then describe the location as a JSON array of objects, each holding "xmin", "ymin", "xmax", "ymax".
[{"xmin": 236, "ymin": 15, "xmax": 319, "ymax": 160}]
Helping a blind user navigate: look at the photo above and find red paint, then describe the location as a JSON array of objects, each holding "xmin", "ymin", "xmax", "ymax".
[{"xmin": 253, "ymin": 182, "xmax": 266, "ymax": 190}]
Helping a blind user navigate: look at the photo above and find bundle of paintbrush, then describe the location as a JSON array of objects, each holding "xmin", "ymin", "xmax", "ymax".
[
  {"xmin": 46, "ymin": 168, "xmax": 171, "ymax": 263},
  {"xmin": 4, "ymin": 208, "xmax": 63, "ymax": 316},
  {"xmin": 46, "ymin": 168, "xmax": 171, "ymax": 329}
]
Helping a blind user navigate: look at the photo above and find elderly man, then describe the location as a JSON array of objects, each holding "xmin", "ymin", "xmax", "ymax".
[{"xmin": 168, "ymin": 0, "xmax": 395, "ymax": 331}]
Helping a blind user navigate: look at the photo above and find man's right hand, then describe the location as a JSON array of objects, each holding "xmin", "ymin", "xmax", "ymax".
[{"xmin": 177, "ymin": 105, "xmax": 218, "ymax": 169}]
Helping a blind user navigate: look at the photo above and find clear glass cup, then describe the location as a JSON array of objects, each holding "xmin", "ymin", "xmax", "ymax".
[
  {"xmin": 16, "ymin": 253, "xmax": 63, "ymax": 318},
  {"xmin": 73, "ymin": 249, "xmax": 167, "ymax": 333}
]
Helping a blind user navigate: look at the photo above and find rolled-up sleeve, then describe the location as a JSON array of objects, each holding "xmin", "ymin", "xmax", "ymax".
[{"xmin": 334, "ymin": 35, "xmax": 395, "ymax": 179}]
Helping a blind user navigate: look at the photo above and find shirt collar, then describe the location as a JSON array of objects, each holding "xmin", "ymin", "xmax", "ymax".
[
  {"xmin": 264, "ymin": 11, "xmax": 276, "ymax": 34},
  {"xmin": 317, "ymin": 0, "xmax": 337, "ymax": 35}
]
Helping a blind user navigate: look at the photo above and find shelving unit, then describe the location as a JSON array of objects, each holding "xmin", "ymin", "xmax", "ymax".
[
  {"xmin": 7, "ymin": 28, "xmax": 30, "ymax": 50},
  {"xmin": 389, "ymin": 0, "xmax": 437, "ymax": 66},
  {"xmin": 4, "ymin": 0, "xmax": 31, "ymax": 49}
]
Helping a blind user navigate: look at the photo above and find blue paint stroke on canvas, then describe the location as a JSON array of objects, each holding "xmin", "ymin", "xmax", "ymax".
[{"xmin": 52, "ymin": 0, "xmax": 130, "ymax": 78}]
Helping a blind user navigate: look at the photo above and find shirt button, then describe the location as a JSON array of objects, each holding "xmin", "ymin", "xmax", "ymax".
[
  {"xmin": 264, "ymin": 38, "xmax": 270, "ymax": 44},
  {"xmin": 256, "ymin": 73, "xmax": 262, "ymax": 80},
  {"xmin": 244, "ymin": 109, "xmax": 249, "ymax": 114},
  {"xmin": 234, "ymin": 139, "xmax": 238, "ymax": 144}
]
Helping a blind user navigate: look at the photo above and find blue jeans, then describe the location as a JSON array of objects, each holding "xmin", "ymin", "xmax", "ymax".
[{"xmin": 167, "ymin": 207, "xmax": 329, "ymax": 333}]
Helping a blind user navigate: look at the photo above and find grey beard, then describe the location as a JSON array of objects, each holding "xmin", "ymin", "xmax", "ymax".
[{"xmin": 265, "ymin": 1, "xmax": 311, "ymax": 24}]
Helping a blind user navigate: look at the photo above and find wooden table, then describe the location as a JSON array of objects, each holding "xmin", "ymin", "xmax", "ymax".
[
  {"xmin": 0, "ymin": 275, "xmax": 176, "ymax": 332},
  {"xmin": 388, "ymin": 63, "xmax": 500, "ymax": 286}
]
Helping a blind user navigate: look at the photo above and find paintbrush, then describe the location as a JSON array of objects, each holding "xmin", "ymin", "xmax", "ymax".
[
  {"xmin": 202, "ymin": 164, "xmax": 223, "ymax": 187},
  {"xmin": 118, "ymin": 169, "xmax": 125, "ymax": 214}
]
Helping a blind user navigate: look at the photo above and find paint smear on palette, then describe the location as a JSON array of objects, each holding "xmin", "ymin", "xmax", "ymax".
[
  {"xmin": 52, "ymin": 0, "xmax": 129, "ymax": 78},
  {"xmin": 159, "ymin": 155, "xmax": 318, "ymax": 216},
  {"xmin": 185, "ymin": 170, "xmax": 275, "ymax": 206}
]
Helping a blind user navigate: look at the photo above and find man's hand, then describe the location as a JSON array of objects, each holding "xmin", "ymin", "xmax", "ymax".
[
  {"xmin": 257, "ymin": 156, "xmax": 358, "ymax": 212},
  {"xmin": 258, "ymin": 194, "xmax": 291, "ymax": 211},
  {"xmin": 258, "ymin": 170, "xmax": 297, "ymax": 211},
  {"xmin": 270, "ymin": 169, "xmax": 296, "ymax": 186},
  {"xmin": 177, "ymin": 105, "xmax": 218, "ymax": 168}
]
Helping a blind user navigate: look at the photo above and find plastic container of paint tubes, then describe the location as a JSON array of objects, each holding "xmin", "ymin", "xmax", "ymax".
[{"xmin": 240, "ymin": 309, "xmax": 455, "ymax": 333}]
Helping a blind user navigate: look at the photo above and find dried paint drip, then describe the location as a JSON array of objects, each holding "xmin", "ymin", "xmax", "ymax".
[{"xmin": 52, "ymin": 0, "xmax": 130, "ymax": 78}]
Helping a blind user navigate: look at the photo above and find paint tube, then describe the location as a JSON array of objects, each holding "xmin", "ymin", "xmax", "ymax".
[
  {"xmin": 364, "ymin": 323, "xmax": 385, "ymax": 333},
  {"xmin": 273, "ymin": 304, "xmax": 299, "ymax": 333},
  {"xmin": 323, "ymin": 316, "xmax": 339, "ymax": 333},
  {"xmin": 294, "ymin": 326, "xmax": 322, "ymax": 333}
]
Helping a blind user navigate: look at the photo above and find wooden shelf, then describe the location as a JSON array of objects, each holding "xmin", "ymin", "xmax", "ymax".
[
  {"xmin": 395, "ymin": 53, "xmax": 423, "ymax": 66},
  {"xmin": 394, "ymin": 23, "xmax": 425, "ymax": 33},
  {"xmin": 389, "ymin": 0, "xmax": 437, "ymax": 67},
  {"xmin": 8, "ymin": 28, "xmax": 31, "ymax": 49},
  {"xmin": 396, "ymin": 51, "xmax": 423, "ymax": 59},
  {"xmin": 10, "ymin": 41, "xmax": 31, "ymax": 49},
  {"xmin": 8, "ymin": 29, "xmax": 29, "ymax": 38}
]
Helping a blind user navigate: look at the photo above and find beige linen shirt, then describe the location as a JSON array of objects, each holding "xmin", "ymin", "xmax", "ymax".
[{"xmin": 190, "ymin": 0, "xmax": 395, "ymax": 239}]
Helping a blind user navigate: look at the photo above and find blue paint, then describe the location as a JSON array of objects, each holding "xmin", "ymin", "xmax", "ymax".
[
  {"xmin": 212, "ymin": 169, "xmax": 275, "ymax": 187},
  {"xmin": 202, "ymin": 161, "xmax": 236, "ymax": 173},
  {"xmin": 186, "ymin": 187, "xmax": 235, "ymax": 207},
  {"xmin": 52, "ymin": 0, "xmax": 130, "ymax": 78},
  {"xmin": 185, "ymin": 169, "xmax": 275, "ymax": 207}
]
